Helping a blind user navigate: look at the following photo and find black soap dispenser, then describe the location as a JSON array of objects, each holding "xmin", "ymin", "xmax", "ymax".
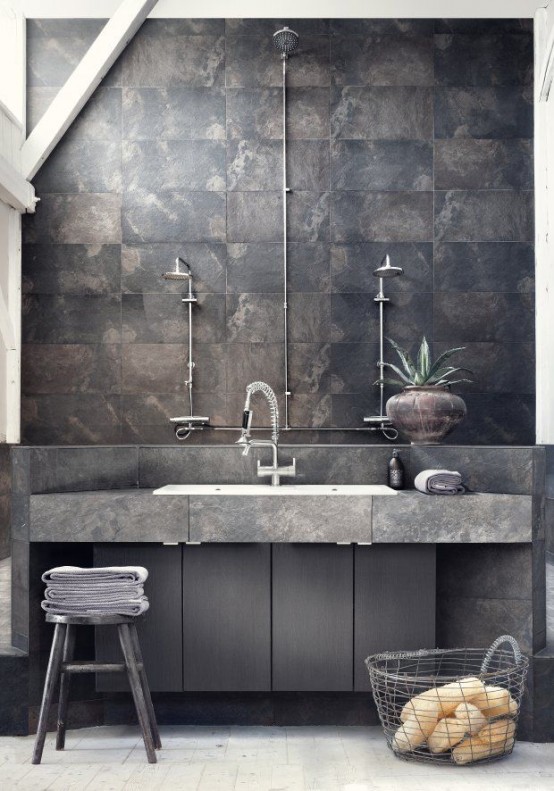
[{"xmin": 387, "ymin": 449, "xmax": 404, "ymax": 490}]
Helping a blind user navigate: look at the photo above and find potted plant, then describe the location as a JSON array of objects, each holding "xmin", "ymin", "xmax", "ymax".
[{"xmin": 378, "ymin": 337, "xmax": 472, "ymax": 444}]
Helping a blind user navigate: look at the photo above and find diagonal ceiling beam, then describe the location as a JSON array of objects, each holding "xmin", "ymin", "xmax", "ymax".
[{"xmin": 21, "ymin": 0, "xmax": 158, "ymax": 180}]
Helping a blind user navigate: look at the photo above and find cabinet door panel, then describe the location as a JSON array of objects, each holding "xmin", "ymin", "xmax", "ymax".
[
  {"xmin": 94, "ymin": 544, "xmax": 182, "ymax": 692},
  {"xmin": 272, "ymin": 544, "xmax": 354, "ymax": 692},
  {"xmin": 182, "ymin": 543, "xmax": 271, "ymax": 691},
  {"xmin": 354, "ymin": 545, "xmax": 436, "ymax": 691}
]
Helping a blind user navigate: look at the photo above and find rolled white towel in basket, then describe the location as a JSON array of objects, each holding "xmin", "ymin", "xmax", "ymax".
[{"xmin": 414, "ymin": 469, "xmax": 465, "ymax": 495}]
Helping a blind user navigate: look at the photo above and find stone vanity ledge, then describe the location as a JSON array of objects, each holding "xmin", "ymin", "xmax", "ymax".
[
  {"xmin": 29, "ymin": 490, "xmax": 187, "ymax": 543},
  {"xmin": 27, "ymin": 489, "xmax": 532, "ymax": 545},
  {"xmin": 372, "ymin": 491, "xmax": 532, "ymax": 543},
  {"xmin": 188, "ymin": 495, "xmax": 373, "ymax": 543}
]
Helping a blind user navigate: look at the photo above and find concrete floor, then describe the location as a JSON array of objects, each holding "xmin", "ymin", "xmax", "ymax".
[
  {"xmin": 0, "ymin": 725, "xmax": 553, "ymax": 791},
  {"xmin": 0, "ymin": 560, "xmax": 553, "ymax": 788}
]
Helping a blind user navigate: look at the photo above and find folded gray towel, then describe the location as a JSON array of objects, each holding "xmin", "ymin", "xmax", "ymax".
[
  {"xmin": 42, "ymin": 566, "xmax": 148, "ymax": 584},
  {"xmin": 414, "ymin": 469, "xmax": 465, "ymax": 495},
  {"xmin": 41, "ymin": 598, "xmax": 150, "ymax": 616},
  {"xmin": 44, "ymin": 585, "xmax": 144, "ymax": 602}
]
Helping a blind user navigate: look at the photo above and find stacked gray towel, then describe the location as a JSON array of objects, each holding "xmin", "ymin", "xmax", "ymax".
[
  {"xmin": 414, "ymin": 469, "xmax": 465, "ymax": 495},
  {"xmin": 41, "ymin": 566, "xmax": 150, "ymax": 616}
]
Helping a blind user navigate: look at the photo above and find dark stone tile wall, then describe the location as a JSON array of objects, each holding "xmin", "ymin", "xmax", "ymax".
[
  {"xmin": 22, "ymin": 18, "xmax": 534, "ymax": 445},
  {"xmin": 0, "ymin": 447, "xmax": 11, "ymax": 560}
]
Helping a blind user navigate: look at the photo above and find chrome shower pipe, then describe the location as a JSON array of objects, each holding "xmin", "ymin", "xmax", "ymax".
[
  {"xmin": 281, "ymin": 54, "xmax": 291, "ymax": 429},
  {"xmin": 375, "ymin": 277, "xmax": 388, "ymax": 421}
]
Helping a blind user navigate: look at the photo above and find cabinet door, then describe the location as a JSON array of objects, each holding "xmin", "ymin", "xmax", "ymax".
[
  {"xmin": 272, "ymin": 544, "xmax": 354, "ymax": 692},
  {"xmin": 182, "ymin": 543, "xmax": 271, "ymax": 691},
  {"xmin": 354, "ymin": 545, "xmax": 436, "ymax": 691},
  {"xmin": 94, "ymin": 544, "xmax": 182, "ymax": 692}
]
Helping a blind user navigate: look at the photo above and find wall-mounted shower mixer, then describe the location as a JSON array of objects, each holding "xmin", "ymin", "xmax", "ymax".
[
  {"xmin": 363, "ymin": 254, "xmax": 404, "ymax": 441},
  {"xmin": 161, "ymin": 257, "xmax": 210, "ymax": 441}
]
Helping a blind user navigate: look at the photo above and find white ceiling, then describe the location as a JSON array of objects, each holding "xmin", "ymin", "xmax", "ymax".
[{"xmin": 19, "ymin": 0, "xmax": 548, "ymax": 20}]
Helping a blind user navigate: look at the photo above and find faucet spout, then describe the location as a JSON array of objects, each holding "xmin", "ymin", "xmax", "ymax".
[{"xmin": 236, "ymin": 382, "xmax": 295, "ymax": 485}]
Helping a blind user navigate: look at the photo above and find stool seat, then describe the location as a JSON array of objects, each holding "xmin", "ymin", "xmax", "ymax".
[
  {"xmin": 45, "ymin": 613, "xmax": 137, "ymax": 626},
  {"xmin": 33, "ymin": 611, "xmax": 160, "ymax": 765}
]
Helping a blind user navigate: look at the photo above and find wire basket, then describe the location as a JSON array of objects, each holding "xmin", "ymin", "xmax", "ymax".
[{"xmin": 365, "ymin": 635, "xmax": 529, "ymax": 766}]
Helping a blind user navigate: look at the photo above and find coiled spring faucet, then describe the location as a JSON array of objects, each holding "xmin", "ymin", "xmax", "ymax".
[{"xmin": 236, "ymin": 382, "xmax": 296, "ymax": 486}]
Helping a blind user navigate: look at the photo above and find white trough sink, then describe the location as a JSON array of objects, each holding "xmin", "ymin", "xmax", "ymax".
[{"xmin": 153, "ymin": 484, "xmax": 397, "ymax": 496}]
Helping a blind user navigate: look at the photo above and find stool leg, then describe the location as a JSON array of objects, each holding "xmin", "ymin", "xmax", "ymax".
[
  {"xmin": 118, "ymin": 623, "xmax": 157, "ymax": 763},
  {"xmin": 56, "ymin": 624, "xmax": 76, "ymax": 751},
  {"xmin": 129, "ymin": 623, "xmax": 161, "ymax": 749},
  {"xmin": 32, "ymin": 623, "xmax": 67, "ymax": 765}
]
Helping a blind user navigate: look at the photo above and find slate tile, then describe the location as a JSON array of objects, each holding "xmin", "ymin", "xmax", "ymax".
[
  {"xmin": 331, "ymin": 86, "xmax": 433, "ymax": 140},
  {"xmin": 435, "ymin": 139, "xmax": 533, "ymax": 190},
  {"xmin": 443, "ymin": 393, "xmax": 535, "ymax": 446},
  {"xmin": 22, "ymin": 243, "xmax": 120, "ymax": 296},
  {"xmin": 23, "ymin": 194, "xmax": 122, "ymax": 244},
  {"xmin": 122, "ymin": 293, "xmax": 225, "ymax": 343},
  {"xmin": 288, "ymin": 192, "xmax": 330, "ymax": 242},
  {"xmin": 433, "ymin": 341, "xmax": 535, "ymax": 394},
  {"xmin": 27, "ymin": 23, "xmax": 104, "ymax": 86},
  {"xmin": 27, "ymin": 86, "xmax": 122, "ymax": 140},
  {"xmin": 288, "ymin": 294, "xmax": 332, "ymax": 342},
  {"xmin": 434, "ymin": 190, "xmax": 534, "ymax": 242},
  {"xmin": 332, "ymin": 192, "xmax": 433, "ymax": 242},
  {"xmin": 226, "ymin": 293, "xmax": 284, "ymax": 342},
  {"xmin": 331, "ymin": 242, "xmax": 433, "ymax": 293},
  {"xmin": 34, "ymin": 140, "xmax": 121, "ymax": 193},
  {"xmin": 288, "ymin": 141, "xmax": 330, "ymax": 191},
  {"xmin": 22, "ymin": 294, "xmax": 122, "ymax": 344},
  {"xmin": 122, "ymin": 192, "xmax": 226, "ymax": 243},
  {"xmin": 29, "ymin": 447, "xmax": 139, "ymax": 494},
  {"xmin": 122, "ymin": 87, "xmax": 226, "ymax": 140},
  {"xmin": 330, "ymin": 343, "xmax": 380, "ymax": 394},
  {"xmin": 330, "ymin": 20, "xmax": 434, "ymax": 35},
  {"xmin": 288, "ymin": 88, "xmax": 330, "ymax": 139},
  {"xmin": 331, "ymin": 292, "xmax": 432, "ymax": 344},
  {"xmin": 123, "ymin": 140, "xmax": 226, "ymax": 192},
  {"xmin": 121, "ymin": 242, "xmax": 226, "ymax": 294},
  {"xmin": 434, "ymin": 86, "xmax": 533, "ymax": 139},
  {"xmin": 226, "ymin": 243, "xmax": 283, "ymax": 292},
  {"xmin": 226, "ymin": 139, "xmax": 281, "ymax": 191},
  {"xmin": 225, "ymin": 343, "xmax": 284, "ymax": 392},
  {"xmin": 331, "ymin": 140, "xmax": 432, "ymax": 191},
  {"xmin": 287, "ymin": 243, "xmax": 331, "ymax": 293},
  {"xmin": 434, "ymin": 292, "xmax": 534, "ymax": 343},
  {"xmin": 227, "ymin": 192, "xmax": 281, "ymax": 242},
  {"xmin": 226, "ymin": 88, "xmax": 282, "ymax": 139},
  {"xmin": 22, "ymin": 344, "xmax": 121, "ymax": 394},
  {"xmin": 434, "ymin": 33, "xmax": 533, "ymax": 86},
  {"xmin": 121, "ymin": 34, "xmax": 225, "ymax": 87},
  {"xmin": 21, "ymin": 395, "xmax": 122, "ymax": 445},
  {"xmin": 289, "ymin": 343, "xmax": 332, "ymax": 393},
  {"xmin": 139, "ymin": 19, "xmax": 225, "ymax": 36},
  {"xmin": 121, "ymin": 344, "xmax": 186, "ymax": 393},
  {"xmin": 289, "ymin": 394, "xmax": 332, "ymax": 427},
  {"xmin": 435, "ymin": 19, "xmax": 533, "ymax": 34},
  {"xmin": 331, "ymin": 35, "xmax": 434, "ymax": 86},
  {"xmin": 434, "ymin": 242, "xmax": 534, "ymax": 293}
]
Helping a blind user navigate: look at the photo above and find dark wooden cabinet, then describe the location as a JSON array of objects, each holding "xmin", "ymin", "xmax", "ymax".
[
  {"xmin": 272, "ymin": 544, "xmax": 354, "ymax": 691},
  {"xmin": 354, "ymin": 544, "xmax": 436, "ymax": 691},
  {"xmin": 94, "ymin": 544, "xmax": 182, "ymax": 692},
  {"xmin": 93, "ymin": 542, "xmax": 437, "ymax": 695},
  {"xmin": 182, "ymin": 543, "xmax": 271, "ymax": 691}
]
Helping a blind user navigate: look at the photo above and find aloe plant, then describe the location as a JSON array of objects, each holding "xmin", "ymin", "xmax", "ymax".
[{"xmin": 377, "ymin": 337, "xmax": 472, "ymax": 388}]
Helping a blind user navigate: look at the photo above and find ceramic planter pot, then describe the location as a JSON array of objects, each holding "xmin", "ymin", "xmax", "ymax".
[{"xmin": 386, "ymin": 386, "xmax": 467, "ymax": 444}]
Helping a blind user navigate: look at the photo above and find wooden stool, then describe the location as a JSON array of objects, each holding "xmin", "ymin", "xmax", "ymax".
[{"xmin": 32, "ymin": 614, "xmax": 161, "ymax": 764}]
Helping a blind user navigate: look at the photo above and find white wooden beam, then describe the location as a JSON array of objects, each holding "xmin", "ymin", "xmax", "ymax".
[
  {"xmin": 21, "ymin": 0, "xmax": 158, "ymax": 180},
  {"xmin": 0, "ymin": 152, "xmax": 36, "ymax": 212}
]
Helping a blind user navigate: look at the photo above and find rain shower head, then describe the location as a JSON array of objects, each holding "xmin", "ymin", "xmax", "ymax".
[
  {"xmin": 373, "ymin": 254, "xmax": 404, "ymax": 279},
  {"xmin": 162, "ymin": 257, "xmax": 191, "ymax": 281},
  {"xmin": 273, "ymin": 26, "xmax": 299, "ymax": 58}
]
